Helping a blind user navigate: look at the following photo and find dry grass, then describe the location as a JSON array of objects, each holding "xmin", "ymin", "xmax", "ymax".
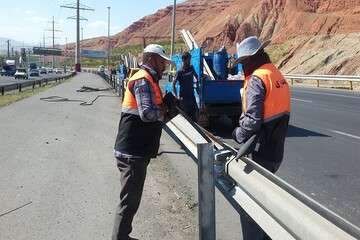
[
  {"xmin": 0, "ymin": 79, "xmax": 70, "ymax": 108},
  {"xmin": 267, "ymin": 43, "xmax": 292, "ymax": 64}
]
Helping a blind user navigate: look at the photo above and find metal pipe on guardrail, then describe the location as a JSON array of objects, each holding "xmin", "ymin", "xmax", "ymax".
[
  {"xmin": 225, "ymin": 156, "xmax": 360, "ymax": 240},
  {"xmin": 164, "ymin": 114, "xmax": 360, "ymax": 240},
  {"xmin": 285, "ymin": 74, "xmax": 360, "ymax": 80},
  {"xmin": 284, "ymin": 74, "xmax": 360, "ymax": 90}
]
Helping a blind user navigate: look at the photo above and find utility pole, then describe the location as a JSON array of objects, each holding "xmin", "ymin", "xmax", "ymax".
[
  {"xmin": 65, "ymin": 37, "xmax": 68, "ymax": 69},
  {"xmin": 6, "ymin": 40, "xmax": 10, "ymax": 58},
  {"xmin": 170, "ymin": 0, "xmax": 177, "ymax": 58},
  {"xmin": 76, "ymin": 0, "xmax": 80, "ymax": 71},
  {"xmin": 43, "ymin": 33, "xmax": 46, "ymax": 66},
  {"xmin": 26, "ymin": 49, "xmax": 30, "ymax": 71},
  {"xmin": 61, "ymin": 1, "xmax": 94, "ymax": 72},
  {"xmin": 52, "ymin": 16, "xmax": 55, "ymax": 68},
  {"xmin": 107, "ymin": 6, "xmax": 111, "ymax": 71},
  {"xmin": 45, "ymin": 16, "xmax": 61, "ymax": 69},
  {"xmin": 65, "ymin": 37, "xmax": 68, "ymax": 58}
]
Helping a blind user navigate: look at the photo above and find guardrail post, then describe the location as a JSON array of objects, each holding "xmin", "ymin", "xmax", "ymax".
[
  {"xmin": 350, "ymin": 81, "xmax": 353, "ymax": 90},
  {"xmin": 18, "ymin": 84, "xmax": 22, "ymax": 92},
  {"xmin": 197, "ymin": 143, "xmax": 216, "ymax": 240},
  {"xmin": 1, "ymin": 87, "xmax": 4, "ymax": 95},
  {"xmin": 291, "ymin": 79, "xmax": 294, "ymax": 85},
  {"xmin": 32, "ymin": 81, "xmax": 35, "ymax": 89},
  {"xmin": 317, "ymin": 79, "xmax": 320, "ymax": 88}
]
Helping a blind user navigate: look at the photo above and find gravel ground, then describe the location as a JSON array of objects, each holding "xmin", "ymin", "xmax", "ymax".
[{"xmin": 0, "ymin": 73, "xmax": 200, "ymax": 240}]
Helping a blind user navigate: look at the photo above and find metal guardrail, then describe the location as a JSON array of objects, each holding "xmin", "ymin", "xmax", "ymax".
[
  {"xmin": 83, "ymin": 68, "xmax": 123, "ymax": 97},
  {"xmin": 165, "ymin": 114, "xmax": 360, "ymax": 240},
  {"xmin": 85, "ymin": 67, "xmax": 360, "ymax": 239},
  {"xmin": 0, "ymin": 72, "xmax": 76, "ymax": 96},
  {"xmin": 284, "ymin": 74, "xmax": 360, "ymax": 90}
]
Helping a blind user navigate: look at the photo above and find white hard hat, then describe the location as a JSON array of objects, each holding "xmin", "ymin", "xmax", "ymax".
[
  {"xmin": 144, "ymin": 44, "xmax": 172, "ymax": 62},
  {"xmin": 235, "ymin": 36, "xmax": 270, "ymax": 63}
]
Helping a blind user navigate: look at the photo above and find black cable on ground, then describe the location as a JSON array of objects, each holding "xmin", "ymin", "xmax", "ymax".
[
  {"xmin": 76, "ymin": 86, "xmax": 113, "ymax": 92},
  {"xmin": 40, "ymin": 85, "xmax": 118, "ymax": 106},
  {"xmin": 40, "ymin": 95, "xmax": 117, "ymax": 106}
]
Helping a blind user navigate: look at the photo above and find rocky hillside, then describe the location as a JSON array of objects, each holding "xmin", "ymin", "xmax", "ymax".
[{"xmin": 81, "ymin": 0, "xmax": 360, "ymax": 74}]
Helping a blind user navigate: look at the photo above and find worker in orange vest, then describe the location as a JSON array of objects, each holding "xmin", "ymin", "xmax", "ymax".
[
  {"xmin": 112, "ymin": 44, "xmax": 172, "ymax": 240},
  {"xmin": 233, "ymin": 36, "xmax": 291, "ymax": 240}
]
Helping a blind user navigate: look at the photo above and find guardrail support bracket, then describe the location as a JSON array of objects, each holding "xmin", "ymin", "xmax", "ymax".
[{"xmin": 197, "ymin": 143, "xmax": 216, "ymax": 240}]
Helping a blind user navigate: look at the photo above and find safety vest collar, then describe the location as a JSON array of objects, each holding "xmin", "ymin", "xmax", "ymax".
[{"xmin": 140, "ymin": 64, "xmax": 159, "ymax": 82}]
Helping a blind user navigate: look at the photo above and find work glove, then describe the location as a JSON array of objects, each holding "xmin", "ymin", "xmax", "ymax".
[{"xmin": 162, "ymin": 92, "xmax": 180, "ymax": 120}]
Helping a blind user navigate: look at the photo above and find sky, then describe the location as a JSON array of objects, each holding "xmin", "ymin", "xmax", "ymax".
[{"xmin": 0, "ymin": 0, "xmax": 186, "ymax": 48}]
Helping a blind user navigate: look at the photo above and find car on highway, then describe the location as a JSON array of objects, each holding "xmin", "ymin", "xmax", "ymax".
[
  {"xmin": 98, "ymin": 65, "xmax": 105, "ymax": 73},
  {"xmin": 14, "ymin": 68, "xmax": 28, "ymax": 79},
  {"xmin": 1, "ymin": 60, "xmax": 16, "ymax": 76},
  {"xmin": 39, "ymin": 68, "xmax": 47, "ymax": 74},
  {"xmin": 29, "ymin": 69, "xmax": 40, "ymax": 77},
  {"xmin": 47, "ymin": 68, "xmax": 53, "ymax": 73},
  {"xmin": 54, "ymin": 68, "xmax": 63, "ymax": 74}
]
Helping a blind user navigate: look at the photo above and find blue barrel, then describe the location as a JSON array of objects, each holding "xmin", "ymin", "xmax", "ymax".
[{"xmin": 213, "ymin": 48, "xmax": 228, "ymax": 80}]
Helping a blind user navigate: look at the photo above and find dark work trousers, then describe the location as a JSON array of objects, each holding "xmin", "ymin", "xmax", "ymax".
[
  {"xmin": 179, "ymin": 99, "xmax": 198, "ymax": 123},
  {"xmin": 112, "ymin": 156, "xmax": 150, "ymax": 240}
]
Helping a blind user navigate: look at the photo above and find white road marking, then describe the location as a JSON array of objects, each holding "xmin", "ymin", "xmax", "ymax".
[
  {"xmin": 328, "ymin": 130, "xmax": 360, "ymax": 140},
  {"xmin": 291, "ymin": 98, "xmax": 313, "ymax": 103},
  {"xmin": 293, "ymin": 89, "xmax": 360, "ymax": 100}
]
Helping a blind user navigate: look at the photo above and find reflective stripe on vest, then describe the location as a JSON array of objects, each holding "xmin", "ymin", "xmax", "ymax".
[
  {"xmin": 122, "ymin": 69, "xmax": 163, "ymax": 114},
  {"xmin": 242, "ymin": 63, "xmax": 291, "ymax": 121}
]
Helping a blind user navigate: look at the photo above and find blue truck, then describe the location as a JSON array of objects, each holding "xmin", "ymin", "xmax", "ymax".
[{"xmin": 164, "ymin": 47, "xmax": 244, "ymax": 127}]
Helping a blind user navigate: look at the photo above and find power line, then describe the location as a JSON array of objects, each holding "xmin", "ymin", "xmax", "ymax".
[{"xmin": 61, "ymin": 0, "xmax": 94, "ymax": 72}]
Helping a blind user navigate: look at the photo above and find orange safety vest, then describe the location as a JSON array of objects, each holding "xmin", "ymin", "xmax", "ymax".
[
  {"xmin": 242, "ymin": 63, "xmax": 291, "ymax": 121},
  {"xmin": 122, "ymin": 69, "xmax": 163, "ymax": 113}
]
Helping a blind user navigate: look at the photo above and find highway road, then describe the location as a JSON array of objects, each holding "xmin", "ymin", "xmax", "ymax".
[
  {"xmin": 0, "ymin": 73, "xmax": 64, "ymax": 85},
  {"xmin": 0, "ymin": 73, "xmax": 69, "ymax": 92},
  {"xmin": 210, "ymin": 86, "xmax": 360, "ymax": 226}
]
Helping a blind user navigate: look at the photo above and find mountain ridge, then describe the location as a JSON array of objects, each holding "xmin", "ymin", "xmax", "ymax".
[{"xmin": 72, "ymin": 0, "xmax": 360, "ymax": 74}]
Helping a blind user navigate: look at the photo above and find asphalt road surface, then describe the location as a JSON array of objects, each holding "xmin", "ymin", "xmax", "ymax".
[
  {"xmin": 0, "ymin": 73, "xmax": 69, "ymax": 92},
  {"xmin": 0, "ymin": 73, "xmax": 199, "ymax": 240},
  {"xmin": 210, "ymin": 86, "xmax": 360, "ymax": 226},
  {"xmin": 0, "ymin": 74, "xmax": 58, "ymax": 84}
]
